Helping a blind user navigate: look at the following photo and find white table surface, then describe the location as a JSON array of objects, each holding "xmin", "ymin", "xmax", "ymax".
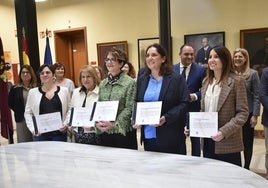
[{"xmin": 0, "ymin": 141, "xmax": 267, "ymax": 188}]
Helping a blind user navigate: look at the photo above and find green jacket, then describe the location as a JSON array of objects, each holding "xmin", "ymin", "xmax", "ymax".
[{"xmin": 98, "ymin": 73, "xmax": 136, "ymax": 135}]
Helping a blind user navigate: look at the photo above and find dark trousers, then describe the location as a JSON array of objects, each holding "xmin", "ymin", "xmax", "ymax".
[
  {"xmin": 242, "ymin": 113, "xmax": 254, "ymax": 169},
  {"xmin": 144, "ymin": 138, "xmax": 186, "ymax": 155},
  {"xmin": 144, "ymin": 138, "xmax": 159, "ymax": 152},
  {"xmin": 190, "ymin": 137, "xmax": 201, "ymax": 156},
  {"xmin": 33, "ymin": 131, "xmax": 67, "ymax": 142},
  {"xmin": 100, "ymin": 130, "xmax": 137, "ymax": 150},
  {"xmin": 203, "ymin": 138, "xmax": 242, "ymax": 166}
]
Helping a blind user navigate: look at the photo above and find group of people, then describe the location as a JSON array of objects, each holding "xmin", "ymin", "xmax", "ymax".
[{"xmin": 6, "ymin": 43, "xmax": 268, "ymax": 178}]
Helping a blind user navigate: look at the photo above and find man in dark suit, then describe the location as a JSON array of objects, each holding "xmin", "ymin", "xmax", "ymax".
[
  {"xmin": 195, "ymin": 37, "xmax": 212, "ymax": 67},
  {"xmin": 259, "ymin": 67, "xmax": 268, "ymax": 179},
  {"xmin": 174, "ymin": 44, "xmax": 206, "ymax": 156}
]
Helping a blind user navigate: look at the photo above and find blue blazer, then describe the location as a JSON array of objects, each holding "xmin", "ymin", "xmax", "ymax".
[
  {"xmin": 174, "ymin": 62, "xmax": 206, "ymax": 112},
  {"xmin": 136, "ymin": 71, "xmax": 190, "ymax": 153}
]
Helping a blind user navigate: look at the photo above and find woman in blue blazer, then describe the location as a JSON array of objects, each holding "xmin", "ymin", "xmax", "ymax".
[{"xmin": 134, "ymin": 43, "xmax": 190, "ymax": 154}]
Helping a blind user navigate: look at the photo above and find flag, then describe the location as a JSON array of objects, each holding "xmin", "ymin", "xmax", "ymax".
[
  {"xmin": 44, "ymin": 29, "xmax": 53, "ymax": 65},
  {"xmin": 0, "ymin": 37, "xmax": 14, "ymax": 143},
  {"xmin": 22, "ymin": 27, "xmax": 30, "ymax": 65}
]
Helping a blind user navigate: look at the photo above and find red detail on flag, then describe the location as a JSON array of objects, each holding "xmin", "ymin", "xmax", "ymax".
[
  {"xmin": 22, "ymin": 35, "xmax": 28, "ymax": 55},
  {"xmin": 22, "ymin": 28, "xmax": 30, "ymax": 65}
]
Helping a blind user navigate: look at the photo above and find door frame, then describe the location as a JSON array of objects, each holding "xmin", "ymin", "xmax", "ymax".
[{"xmin": 54, "ymin": 27, "xmax": 88, "ymax": 86}]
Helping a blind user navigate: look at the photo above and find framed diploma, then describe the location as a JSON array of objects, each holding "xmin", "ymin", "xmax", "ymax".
[
  {"xmin": 70, "ymin": 107, "xmax": 95, "ymax": 127},
  {"xmin": 189, "ymin": 112, "xmax": 218, "ymax": 138},
  {"xmin": 32, "ymin": 112, "xmax": 62, "ymax": 134},
  {"xmin": 132, "ymin": 101, "xmax": 162, "ymax": 125},
  {"xmin": 91, "ymin": 101, "xmax": 119, "ymax": 121}
]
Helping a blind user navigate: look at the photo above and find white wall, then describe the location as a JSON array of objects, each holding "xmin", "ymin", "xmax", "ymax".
[
  {"xmin": 36, "ymin": 0, "xmax": 158, "ymax": 71},
  {"xmin": 0, "ymin": 5, "xmax": 19, "ymax": 64}
]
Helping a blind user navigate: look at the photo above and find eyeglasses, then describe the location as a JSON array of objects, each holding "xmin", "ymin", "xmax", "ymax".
[
  {"xmin": 104, "ymin": 58, "xmax": 116, "ymax": 63},
  {"xmin": 21, "ymin": 71, "xmax": 30, "ymax": 75},
  {"xmin": 40, "ymin": 71, "xmax": 52, "ymax": 75}
]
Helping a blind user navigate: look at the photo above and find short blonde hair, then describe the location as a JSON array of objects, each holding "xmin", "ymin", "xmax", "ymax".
[{"xmin": 78, "ymin": 65, "xmax": 101, "ymax": 86}]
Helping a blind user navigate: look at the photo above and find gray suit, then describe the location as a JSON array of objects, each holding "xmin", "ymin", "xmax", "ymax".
[{"xmin": 245, "ymin": 69, "xmax": 260, "ymax": 115}]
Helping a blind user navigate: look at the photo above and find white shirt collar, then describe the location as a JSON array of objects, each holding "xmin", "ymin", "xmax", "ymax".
[{"xmin": 180, "ymin": 63, "xmax": 192, "ymax": 69}]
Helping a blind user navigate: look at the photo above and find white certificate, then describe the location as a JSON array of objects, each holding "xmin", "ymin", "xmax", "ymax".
[
  {"xmin": 92, "ymin": 101, "xmax": 119, "ymax": 121},
  {"xmin": 134, "ymin": 101, "xmax": 162, "ymax": 125},
  {"xmin": 189, "ymin": 112, "xmax": 218, "ymax": 138},
  {"xmin": 70, "ymin": 107, "xmax": 94, "ymax": 127},
  {"xmin": 33, "ymin": 112, "xmax": 62, "ymax": 134}
]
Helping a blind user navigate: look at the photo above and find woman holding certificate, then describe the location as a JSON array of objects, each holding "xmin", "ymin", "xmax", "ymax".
[
  {"xmin": 95, "ymin": 48, "xmax": 137, "ymax": 149},
  {"xmin": 134, "ymin": 43, "xmax": 190, "ymax": 154},
  {"xmin": 201, "ymin": 46, "xmax": 248, "ymax": 166},
  {"xmin": 65, "ymin": 65, "xmax": 101, "ymax": 145},
  {"xmin": 24, "ymin": 64, "xmax": 70, "ymax": 141}
]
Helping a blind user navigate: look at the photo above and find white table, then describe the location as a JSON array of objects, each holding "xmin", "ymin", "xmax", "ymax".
[{"xmin": 0, "ymin": 142, "xmax": 267, "ymax": 188}]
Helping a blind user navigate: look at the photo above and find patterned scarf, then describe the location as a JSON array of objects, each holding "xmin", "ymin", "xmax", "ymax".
[{"xmin": 108, "ymin": 71, "xmax": 122, "ymax": 85}]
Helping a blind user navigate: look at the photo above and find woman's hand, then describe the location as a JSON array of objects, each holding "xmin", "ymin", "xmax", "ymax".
[
  {"xmin": 132, "ymin": 124, "xmax": 142, "ymax": 129},
  {"xmin": 33, "ymin": 131, "xmax": 41, "ymax": 136},
  {"xmin": 184, "ymin": 126, "xmax": 189, "ymax": 136},
  {"xmin": 83, "ymin": 126, "xmax": 95, "ymax": 132},
  {"xmin": 152, "ymin": 116, "xmax": 166, "ymax": 127},
  {"xmin": 59, "ymin": 124, "xmax": 68, "ymax": 132},
  {"xmin": 250, "ymin": 116, "xmax": 258, "ymax": 128},
  {"xmin": 159, "ymin": 116, "xmax": 166, "ymax": 126},
  {"xmin": 96, "ymin": 121, "xmax": 114, "ymax": 131},
  {"xmin": 211, "ymin": 131, "xmax": 224, "ymax": 142}
]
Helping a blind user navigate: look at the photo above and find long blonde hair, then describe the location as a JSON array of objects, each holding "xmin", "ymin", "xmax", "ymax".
[{"xmin": 233, "ymin": 48, "xmax": 250, "ymax": 79}]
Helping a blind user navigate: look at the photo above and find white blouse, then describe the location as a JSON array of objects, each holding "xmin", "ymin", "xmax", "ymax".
[{"xmin": 204, "ymin": 79, "xmax": 221, "ymax": 112}]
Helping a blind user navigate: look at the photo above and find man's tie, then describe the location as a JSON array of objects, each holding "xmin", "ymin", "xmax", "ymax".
[{"xmin": 181, "ymin": 66, "xmax": 187, "ymax": 79}]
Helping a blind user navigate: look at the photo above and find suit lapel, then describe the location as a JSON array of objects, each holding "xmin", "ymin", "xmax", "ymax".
[
  {"xmin": 187, "ymin": 64, "xmax": 195, "ymax": 83},
  {"xmin": 217, "ymin": 77, "xmax": 232, "ymax": 111},
  {"xmin": 201, "ymin": 80, "xmax": 208, "ymax": 111},
  {"xmin": 138, "ymin": 74, "xmax": 150, "ymax": 102},
  {"xmin": 159, "ymin": 74, "xmax": 171, "ymax": 100}
]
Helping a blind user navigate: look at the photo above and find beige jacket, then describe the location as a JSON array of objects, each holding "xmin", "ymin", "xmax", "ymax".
[{"xmin": 201, "ymin": 73, "xmax": 249, "ymax": 154}]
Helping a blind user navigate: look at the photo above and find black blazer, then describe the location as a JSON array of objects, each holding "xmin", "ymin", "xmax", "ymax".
[
  {"xmin": 136, "ymin": 72, "xmax": 190, "ymax": 153},
  {"xmin": 8, "ymin": 86, "xmax": 26, "ymax": 122}
]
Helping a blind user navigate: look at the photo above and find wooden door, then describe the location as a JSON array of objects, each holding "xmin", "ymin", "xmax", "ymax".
[{"xmin": 54, "ymin": 27, "xmax": 88, "ymax": 86}]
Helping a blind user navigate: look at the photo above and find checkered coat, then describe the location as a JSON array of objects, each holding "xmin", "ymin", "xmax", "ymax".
[{"xmin": 201, "ymin": 73, "xmax": 249, "ymax": 154}]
